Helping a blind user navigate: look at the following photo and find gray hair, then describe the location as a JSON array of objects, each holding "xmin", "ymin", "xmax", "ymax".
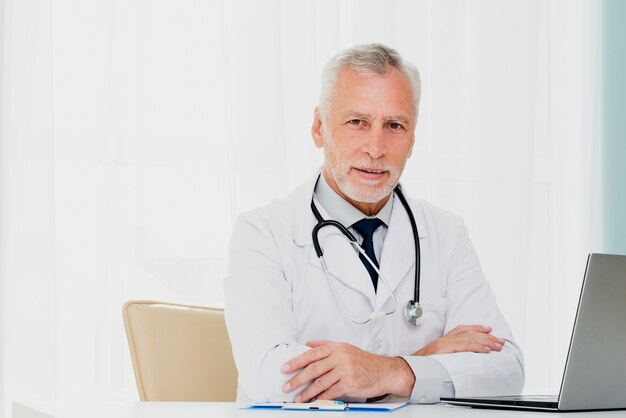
[{"xmin": 318, "ymin": 43, "xmax": 421, "ymax": 121}]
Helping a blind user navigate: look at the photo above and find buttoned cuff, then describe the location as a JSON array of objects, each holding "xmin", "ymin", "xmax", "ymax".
[{"xmin": 401, "ymin": 356, "xmax": 455, "ymax": 404}]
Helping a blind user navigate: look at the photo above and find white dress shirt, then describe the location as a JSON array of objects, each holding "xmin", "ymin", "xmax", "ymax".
[{"xmin": 313, "ymin": 173, "xmax": 392, "ymax": 261}]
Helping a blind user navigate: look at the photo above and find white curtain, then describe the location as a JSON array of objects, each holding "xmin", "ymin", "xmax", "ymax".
[{"xmin": 0, "ymin": 0, "xmax": 601, "ymax": 414}]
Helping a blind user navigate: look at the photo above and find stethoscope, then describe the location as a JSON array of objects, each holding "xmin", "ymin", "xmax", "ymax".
[{"xmin": 310, "ymin": 176, "xmax": 423, "ymax": 326}]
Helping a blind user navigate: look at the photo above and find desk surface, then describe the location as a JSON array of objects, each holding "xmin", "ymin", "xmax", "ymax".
[{"xmin": 12, "ymin": 401, "xmax": 626, "ymax": 418}]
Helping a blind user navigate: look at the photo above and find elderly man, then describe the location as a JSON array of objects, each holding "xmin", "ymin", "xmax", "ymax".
[{"xmin": 224, "ymin": 43, "xmax": 524, "ymax": 404}]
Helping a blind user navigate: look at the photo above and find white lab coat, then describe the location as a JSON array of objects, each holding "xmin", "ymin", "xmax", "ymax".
[{"xmin": 223, "ymin": 175, "xmax": 524, "ymax": 403}]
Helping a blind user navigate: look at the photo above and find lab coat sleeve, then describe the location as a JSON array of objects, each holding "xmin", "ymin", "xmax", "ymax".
[
  {"xmin": 429, "ymin": 222, "xmax": 525, "ymax": 397},
  {"xmin": 223, "ymin": 211, "xmax": 310, "ymax": 403},
  {"xmin": 401, "ymin": 355, "xmax": 455, "ymax": 403}
]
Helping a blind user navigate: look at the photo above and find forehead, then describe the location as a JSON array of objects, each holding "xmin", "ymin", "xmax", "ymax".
[{"xmin": 328, "ymin": 66, "xmax": 416, "ymax": 121}]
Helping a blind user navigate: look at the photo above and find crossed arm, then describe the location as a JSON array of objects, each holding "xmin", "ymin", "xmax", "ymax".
[
  {"xmin": 281, "ymin": 325, "xmax": 505, "ymax": 402},
  {"xmin": 225, "ymin": 213, "xmax": 524, "ymax": 403}
]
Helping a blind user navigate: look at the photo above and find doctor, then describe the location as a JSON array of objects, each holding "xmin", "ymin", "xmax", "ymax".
[{"xmin": 223, "ymin": 43, "xmax": 524, "ymax": 404}]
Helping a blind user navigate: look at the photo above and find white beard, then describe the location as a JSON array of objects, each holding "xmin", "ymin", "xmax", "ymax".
[{"xmin": 328, "ymin": 159, "xmax": 400, "ymax": 203}]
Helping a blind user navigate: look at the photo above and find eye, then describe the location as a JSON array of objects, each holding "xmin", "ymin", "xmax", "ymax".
[
  {"xmin": 388, "ymin": 122, "xmax": 403, "ymax": 130},
  {"xmin": 348, "ymin": 119, "xmax": 363, "ymax": 126}
]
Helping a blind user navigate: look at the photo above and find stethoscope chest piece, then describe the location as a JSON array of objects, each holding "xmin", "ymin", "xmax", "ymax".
[{"xmin": 404, "ymin": 300, "xmax": 423, "ymax": 326}]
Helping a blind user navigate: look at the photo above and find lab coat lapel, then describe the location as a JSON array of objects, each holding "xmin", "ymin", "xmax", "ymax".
[
  {"xmin": 292, "ymin": 174, "xmax": 322, "ymax": 248},
  {"xmin": 375, "ymin": 196, "xmax": 428, "ymax": 312}
]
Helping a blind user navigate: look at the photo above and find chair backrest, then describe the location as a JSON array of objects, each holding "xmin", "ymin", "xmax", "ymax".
[{"xmin": 123, "ymin": 300, "xmax": 238, "ymax": 401}]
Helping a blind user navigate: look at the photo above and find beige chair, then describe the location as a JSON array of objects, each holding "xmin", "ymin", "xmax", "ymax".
[{"xmin": 123, "ymin": 300, "xmax": 238, "ymax": 401}]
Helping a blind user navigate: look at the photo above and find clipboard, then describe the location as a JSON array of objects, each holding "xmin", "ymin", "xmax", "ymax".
[{"xmin": 243, "ymin": 401, "xmax": 408, "ymax": 412}]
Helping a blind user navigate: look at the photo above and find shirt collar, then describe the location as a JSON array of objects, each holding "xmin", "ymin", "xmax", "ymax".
[{"xmin": 314, "ymin": 172, "xmax": 393, "ymax": 227}]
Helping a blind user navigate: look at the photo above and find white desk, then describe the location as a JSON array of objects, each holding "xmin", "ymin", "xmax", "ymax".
[{"xmin": 12, "ymin": 401, "xmax": 626, "ymax": 418}]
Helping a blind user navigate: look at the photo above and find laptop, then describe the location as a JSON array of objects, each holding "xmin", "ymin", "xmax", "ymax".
[{"xmin": 441, "ymin": 253, "xmax": 626, "ymax": 412}]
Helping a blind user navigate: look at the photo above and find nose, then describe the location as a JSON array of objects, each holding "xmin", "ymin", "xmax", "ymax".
[{"xmin": 363, "ymin": 124, "xmax": 386, "ymax": 159}]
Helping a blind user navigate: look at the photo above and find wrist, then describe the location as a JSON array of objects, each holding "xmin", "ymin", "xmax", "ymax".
[{"xmin": 386, "ymin": 356, "xmax": 416, "ymax": 397}]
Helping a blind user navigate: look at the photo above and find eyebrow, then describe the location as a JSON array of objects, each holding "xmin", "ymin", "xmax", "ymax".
[
  {"xmin": 341, "ymin": 111, "xmax": 371, "ymax": 120},
  {"xmin": 384, "ymin": 115, "xmax": 411, "ymax": 125},
  {"xmin": 340, "ymin": 111, "xmax": 411, "ymax": 125}
]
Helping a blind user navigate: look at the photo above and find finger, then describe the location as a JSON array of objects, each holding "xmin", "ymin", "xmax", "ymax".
[
  {"xmin": 483, "ymin": 339, "xmax": 503, "ymax": 351},
  {"xmin": 484, "ymin": 335, "xmax": 505, "ymax": 351},
  {"xmin": 465, "ymin": 334, "xmax": 507, "ymax": 353},
  {"xmin": 467, "ymin": 341, "xmax": 492, "ymax": 353},
  {"xmin": 282, "ymin": 346, "xmax": 331, "ymax": 374},
  {"xmin": 420, "ymin": 330, "xmax": 503, "ymax": 355},
  {"xmin": 447, "ymin": 325, "xmax": 491, "ymax": 336},
  {"xmin": 494, "ymin": 336, "xmax": 506, "ymax": 345},
  {"xmin": 283, "ymin": 357, "xmax": 333, "ymax": 393},
  {"xmin": 306, "ymin": 340, "xmax": 331, "ymax": 349},
  {"xmin": 474, "ymin": 334, "xmax": 505, "ymax": 351},
  {"xmin": 295, "ymin": 369, "xmax": 343, "ymax": 403},
  {"xmin": 493, "ymin": 337, "xmax": 506, "ymax": 350},
  {"xmin": 441, "ymin": 334, "xmax": 493, "ymax": 354},
  {"xmin": 472, "ymin": 325, "xmax": 493, "ymax": 334},
  {"xmin": 315, "ymin": 381, "xmax": 347, "ymax": 401}
]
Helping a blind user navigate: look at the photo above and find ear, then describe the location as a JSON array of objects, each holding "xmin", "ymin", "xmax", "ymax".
[{"xmin": 311, "ymin": 107, "xmax": 324, "ymax": 148}]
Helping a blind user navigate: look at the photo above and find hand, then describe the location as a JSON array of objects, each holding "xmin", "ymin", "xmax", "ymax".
[
  {"xmin": 414, "ymin": 325, "xmax": 505, "ymax": 356},
  {"xmin": 281, "ymin": 340, "xmax": 415, "ymax": 402}
]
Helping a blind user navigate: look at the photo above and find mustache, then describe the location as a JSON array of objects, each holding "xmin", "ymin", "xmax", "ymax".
[{"xmin": 351, "ymin": 159, "xmax": 396, "ymax": 172}]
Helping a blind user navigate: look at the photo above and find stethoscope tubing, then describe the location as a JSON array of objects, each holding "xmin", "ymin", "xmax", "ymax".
[
  {"xmin": 317, "ymin": 234, "xmax": 399, "ymax": 324},
  {"xmin": 394, "ymin": 184, "xmax": 421, "ymax": 304},
  {"xmin": 310, "ymin": 178, "xmax": 421, "ymax": 321}
]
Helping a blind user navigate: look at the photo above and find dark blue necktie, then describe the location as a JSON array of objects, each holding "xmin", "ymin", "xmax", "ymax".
[{"xmin": 351, "ymin": 218, "xmax": 384, "ymax": 291}]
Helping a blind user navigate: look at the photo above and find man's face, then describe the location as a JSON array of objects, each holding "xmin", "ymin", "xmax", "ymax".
[{"xmin": 312, "ymin": 66, "xmax": 416, "ymax": 209}]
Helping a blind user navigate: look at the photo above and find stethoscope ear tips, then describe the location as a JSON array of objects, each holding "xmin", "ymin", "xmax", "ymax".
[{"xmin": 404, "ymin": 300, "xmax": 423, "ymax": 326}]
